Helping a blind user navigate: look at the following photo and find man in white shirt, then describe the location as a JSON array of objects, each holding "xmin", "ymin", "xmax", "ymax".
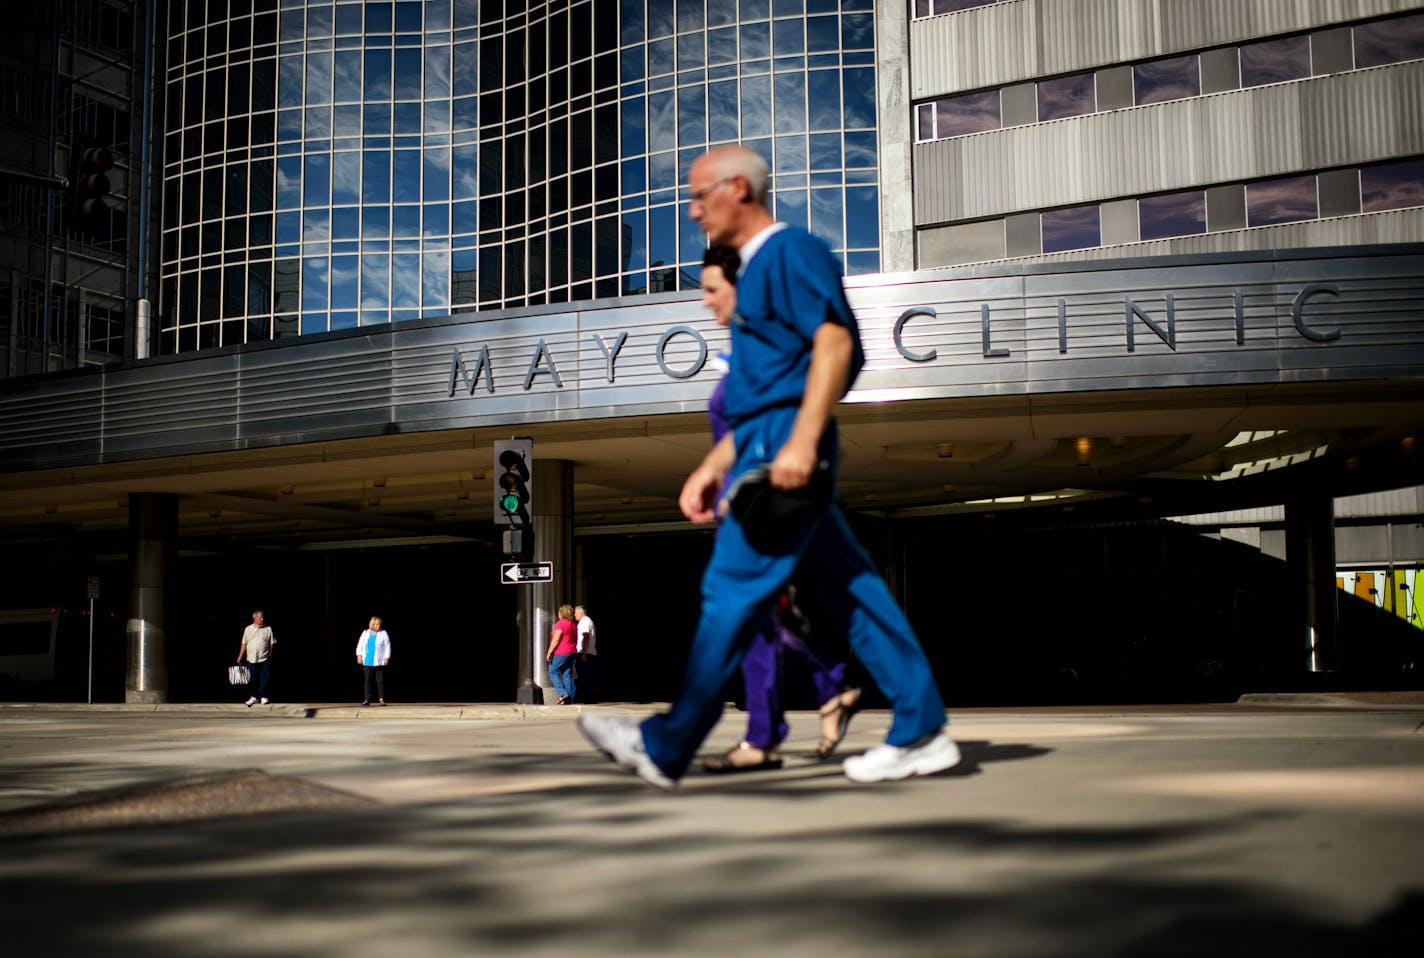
[
  {"xmin": 236, "ymin": 609, "xmax": 275, "ymax": 706},
  {"xmin": 574, "ymin": 605, "xmax": 597, "ymax": 703}
]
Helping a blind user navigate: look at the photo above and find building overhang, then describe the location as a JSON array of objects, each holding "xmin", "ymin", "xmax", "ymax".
[{"xmin": 2, "ymin": 244, "xmax": 1423, "ymax": 548}]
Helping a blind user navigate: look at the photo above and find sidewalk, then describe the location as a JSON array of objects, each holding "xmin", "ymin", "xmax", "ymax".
[{"xmin": 1, "ymin": 702, "xmax": 1421, "ymax": 957}]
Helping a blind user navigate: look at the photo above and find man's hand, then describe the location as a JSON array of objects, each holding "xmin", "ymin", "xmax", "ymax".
[
  {"xmin": 678, "ymin": 460, "xmax": 725, "ymax": 523},
  {"xmin": 769, "ymin": 437, "xmax": 818, "ymax": 490},
  {"xmin": 680, "ymin": 433, "xmax": 737, "ymax": 523}
]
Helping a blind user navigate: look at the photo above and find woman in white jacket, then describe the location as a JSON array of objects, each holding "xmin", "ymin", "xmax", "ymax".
[{"xmin": 356, "ymin": 616, "xmax": 392, "ymax": 706}]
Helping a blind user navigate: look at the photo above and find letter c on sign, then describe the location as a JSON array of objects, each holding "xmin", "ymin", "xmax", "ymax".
[
  {"xmin": 1292, "ymin": 284, "xmax": 1342, "ymax": 342},
  {"xmin": 894, "ymin": 306, "xmax": 938, "ymax": 363},
  {"xmin": 656, "ymin": 325, "xmax": 709, "ymax": 379}
]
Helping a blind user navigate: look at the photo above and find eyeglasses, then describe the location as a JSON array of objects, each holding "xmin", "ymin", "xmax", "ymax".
[{"xmin": 686, "ymin": 176, "xmax": 736, "ymax": 204}]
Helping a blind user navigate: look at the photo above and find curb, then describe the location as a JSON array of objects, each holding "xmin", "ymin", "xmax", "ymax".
[
  {"xmin": 1237, "ymin": 691, "xmax": 1424, "ymax": 709},
  {"xmin": 308, "ymin": 703, "xmax": 654, "ymax": 720},
  {"xmin": 0, "ymin": 702, "xmax": 667, "ymax": 720}
]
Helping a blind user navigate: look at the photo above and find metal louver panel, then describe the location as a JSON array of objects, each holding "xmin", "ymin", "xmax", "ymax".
[
  {"xmin": 914, "ymin": 62, "xmax": 1424, "ymax": 224},
  {"xmin": 911, "ymin": 0, "xmax": 1420, "ymax": 99}
]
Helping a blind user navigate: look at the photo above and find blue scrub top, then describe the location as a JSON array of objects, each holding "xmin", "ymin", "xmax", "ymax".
[{"xmin": 723, "ymin": 225, "xmax": 864, "ymax": 434}]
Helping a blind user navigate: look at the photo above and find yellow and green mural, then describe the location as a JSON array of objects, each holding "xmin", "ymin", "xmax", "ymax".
[{"xmin": 1337, "ymin": 569, "xmax": 1424, "ymax": 630}]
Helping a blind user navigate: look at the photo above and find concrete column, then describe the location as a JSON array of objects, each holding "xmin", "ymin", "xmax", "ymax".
[
  {"xmin": 125, "ymin": 492, "xmax": 176, "ymax": 703},
  {"xmin": 1285, "ymin": 495, "xmax": 1337, "ymax": 674},
  {"xmin": 515, "ymin": 459, "xmax": 573, "ymax": 704},
  {"xmin": 875, "ymin": 0, "xmax": 915, "ymax": 272}
]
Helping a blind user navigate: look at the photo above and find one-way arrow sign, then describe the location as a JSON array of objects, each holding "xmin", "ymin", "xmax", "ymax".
[{"xmin": 500, "ymin": 561, "xmax": 553, "ymax": 584}]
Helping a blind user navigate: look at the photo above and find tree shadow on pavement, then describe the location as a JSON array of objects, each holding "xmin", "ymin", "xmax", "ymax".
[{"xmin": 1, "ymin": 762, "xmax": 1420, "ymax": 958}]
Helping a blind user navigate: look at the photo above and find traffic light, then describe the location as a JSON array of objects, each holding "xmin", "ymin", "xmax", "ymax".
[
  {"xmin": 493, "ymin": 438, "xmax": 532, "ymax": 525},
  {"xmin": 69, "ymin": 145, "xmax": 113, "ymax": 237}
]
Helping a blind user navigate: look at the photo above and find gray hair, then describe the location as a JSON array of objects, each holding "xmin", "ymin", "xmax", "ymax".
[{"xmin": 708, "ymin": 145, "xmax": 771, "ymax": 206}]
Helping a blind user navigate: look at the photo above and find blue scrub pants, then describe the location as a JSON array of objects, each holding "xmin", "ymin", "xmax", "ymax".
[{"xmin": 641, "ymin": 499, "xmax": 946, "ymax": 781}]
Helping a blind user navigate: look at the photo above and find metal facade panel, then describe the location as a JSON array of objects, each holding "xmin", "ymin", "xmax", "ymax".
[
  {"xmin": 1172, "ymin": 507, "xmax": 1285, "ymax": 525},
  {"xmin": 909, "ymin": 0, "xmax": 1040, "ymax": 99},
  {"xmin": 1299, "ymin": 64, "xmax": 1424, "ymax": 169},
  {"xmin": 102, "ymin": 355, "xmax": 240, "ymax": 457},
  {"xmin": 1389, "ymin": 523, "xmax": 1424, "ymax": 563},
  {"xmin": 0, "ymin": 375, "xmax": 104, "ymax": 465},
  {"xmin": 1261, "ymin": 527, "xmax": 1286, "ymax": 559},
  {"xmin": 981, "ymin": 208, "xmax": 1424, "ymax": 267},
  {"xmin": 1336, "ymin": 522, "xmax": 1424, "ymax": 564},
  {"xmin": 1158, "ymin": 0, "xmax": 1422, "ymax": 58},
  {"xmin": 2, "ymin": 247, "xmax": 1422, "ymax": 471},
  {"xmin": 1337, "ymin": 524, "xmax": 1390, "ymax": 563},
  {"xmin": 913, "ymin": 63, "xmax": 1424, "ymax": 224},
  {"xmin": 234, "ymin": 333, "xmax": 397, "ymax": 443},
  {"xmin": 1337, "ymin": 487, "xmax": 1424, "ymax": 517},
  {"xmin": 911, "ymin": 0, "xmax": 1423, "ymax": 98}
]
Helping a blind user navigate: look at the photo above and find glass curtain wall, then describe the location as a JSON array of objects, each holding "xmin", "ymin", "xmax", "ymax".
[{"xmin": 159, "ymin": 0, "xmax": 879, "ymax": 354}]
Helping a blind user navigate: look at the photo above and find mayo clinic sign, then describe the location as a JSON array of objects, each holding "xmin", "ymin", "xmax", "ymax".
[
  {"xmin": 444, "ymin": 251, "xmax": 1410, "ymax": 409},
  {"xmin": 1, "ymin": 248, "xmax": 1420, "ymax": 473}
]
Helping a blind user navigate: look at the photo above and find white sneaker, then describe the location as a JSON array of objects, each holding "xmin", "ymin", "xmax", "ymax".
[
  {"xmin": 260, "ymin": 698, "xmax": 270, "ymax": 705},
  {"xmin": 576, "ymin": 713, "xmax": 676, "ymax": 790},
  {"xmin": 245, "ymin": 696, "xmax": 257, "ymax": 707},
  {"xmin": 843, "ymin": 729, "xmax": 961, "ymax": 783}
]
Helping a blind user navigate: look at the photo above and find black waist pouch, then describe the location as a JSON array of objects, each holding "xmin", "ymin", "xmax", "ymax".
[{"xmin": 726, "ymin": 461, "xmax": 833, "ymax": 540}]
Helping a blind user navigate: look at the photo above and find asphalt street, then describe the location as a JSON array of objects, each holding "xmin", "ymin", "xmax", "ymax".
[{"xmin": 1, "ymin": 700, "xmax": 1422, "ymax": 957}]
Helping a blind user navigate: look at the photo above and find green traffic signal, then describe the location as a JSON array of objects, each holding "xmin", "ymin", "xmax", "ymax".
[
  {"xmin": 498, "ymin": 471, "xmax": 522, "ymax": 514},
  {"xmin": 494, "ymin": 441, "xmax": 532, "ymax": 523}
]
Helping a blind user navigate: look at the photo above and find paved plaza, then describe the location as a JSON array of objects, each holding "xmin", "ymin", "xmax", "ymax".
[{"xmin": 1, "ymin": 700, "xmax": 1422, "ymax": 957}]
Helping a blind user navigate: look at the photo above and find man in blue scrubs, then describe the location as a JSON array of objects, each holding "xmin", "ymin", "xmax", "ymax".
[{"xmin": 578, "ymin": 145, "xmax": 959, "ymax": 787}]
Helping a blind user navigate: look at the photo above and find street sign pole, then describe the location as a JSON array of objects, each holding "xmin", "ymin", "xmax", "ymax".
[{"xmin": 86, "ymin": 575, "xmax": 100, "ymax": 704}]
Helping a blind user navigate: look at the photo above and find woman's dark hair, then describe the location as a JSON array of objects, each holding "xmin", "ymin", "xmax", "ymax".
[{"xmin": 701, "ymin": 245, "xmax": 740, "ymax": 286}]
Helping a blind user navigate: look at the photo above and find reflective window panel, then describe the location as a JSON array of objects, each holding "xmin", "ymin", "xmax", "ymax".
[
  {"xmin": 1036, "ymin": 73, "xmax": 1095, "ymax": 121},
  {"xmin": 1353, "ymin": 12, "xmax": 1424, "ymax": 68},
  {"xmin": 1138, "ymin": 190, "xmax": 1206, "ymax": 241},
  {"xmin": 1246, "ymin": 174, "xmax": 1318, "ymax": 226},
  {"xmin": 1041, "ymin": 204, "xmax": 1101, "ymax": 253},
  {"xmin": 1239, "ymin": 34, "xmax": 1311, "ymax": 87},
  {"xmin": 932, "ymin": 90, "xmax": 1000, "ymax": 138},
  {"xmin": 1133, "ymin": 55, "xmax": 1201, "ymax": 105},
  {"xmin": 1360, "ymin": 157, "xmax": 1424, "ymax": 213}
]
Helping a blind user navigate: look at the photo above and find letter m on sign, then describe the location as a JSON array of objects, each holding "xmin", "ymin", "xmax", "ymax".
[{"xmin": 449, "ymin": 345, "xmax": 494, "ymax": 396}]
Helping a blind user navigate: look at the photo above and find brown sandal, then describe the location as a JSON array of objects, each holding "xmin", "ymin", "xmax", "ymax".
[
  {"xmin": 816, "ymin": 688, "xmax": 863, "ymax": 761},
  {"xmin": 701, "ymin": 741, "xmax": 783, "ymax": 774}
]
